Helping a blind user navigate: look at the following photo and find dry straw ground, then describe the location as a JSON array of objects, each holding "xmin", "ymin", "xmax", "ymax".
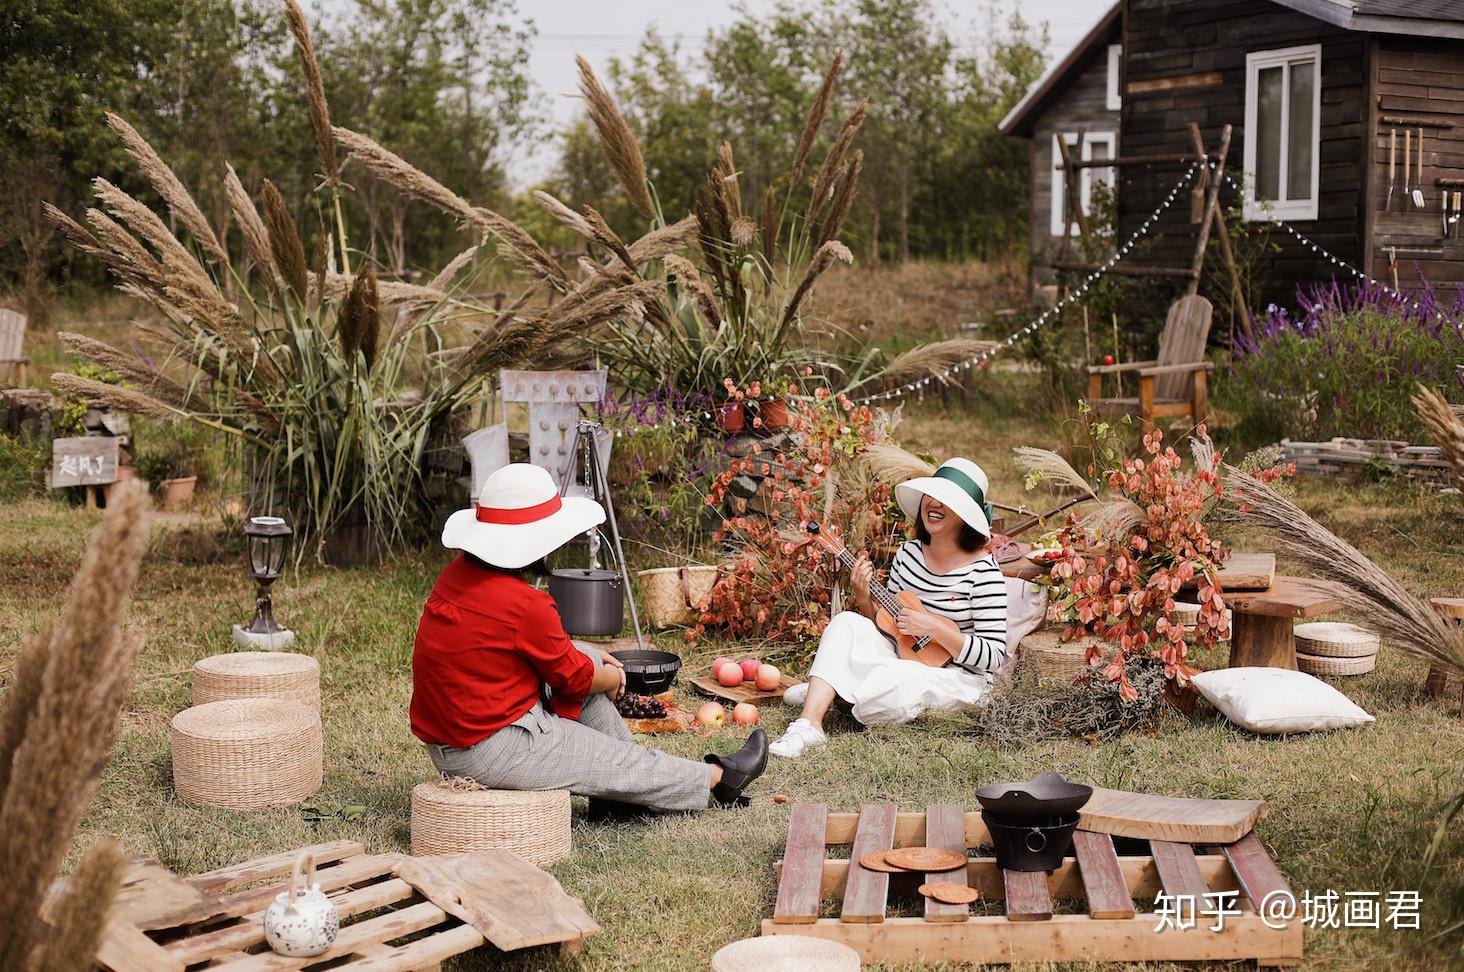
[{"xmin": 3, "ymin": 366, "xmax": 1463, "ymax": 970}]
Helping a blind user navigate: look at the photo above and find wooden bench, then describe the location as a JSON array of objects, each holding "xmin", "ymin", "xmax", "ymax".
[
  {"xmin": 1426, "ymin": 598, "xmax": 1464, "ymax": 717},
  {"xmin": 1226, "ymin": 577, "xmax": 1344, "ymax": 669}
]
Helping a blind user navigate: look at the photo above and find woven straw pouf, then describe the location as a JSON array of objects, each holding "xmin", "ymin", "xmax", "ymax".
[
  {"xmin": 1293, "ymin": 621, "xmax": 1380, "ymax": 659},
  {"xmin": 711, "ymin": 936, "xmax": 861, "ymax": 972},
  {"xmin": 410, "ymin": 780, "xmax": 571, "ymax": 866},
  {"xmin": 192, "ymin": 651, "xmax": 321, "ymax": 710},
  {"xmin": 171, "ymin": 699, "xmax": 323, "ymax": 810},
  {"xmin": 1297, "ymin": 650, "xmax": 1377, "ymax": 676}
]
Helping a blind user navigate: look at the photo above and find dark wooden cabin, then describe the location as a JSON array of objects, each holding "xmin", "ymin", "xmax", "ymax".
[{"xmin": 1004, "ymin": 0, "xmax": 1464, "ymax": 307}]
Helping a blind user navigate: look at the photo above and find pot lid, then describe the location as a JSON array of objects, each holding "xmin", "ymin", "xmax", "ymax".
[{"xmin": 974, "ymin": 771, "xmax": 1093, "ymax": 819}]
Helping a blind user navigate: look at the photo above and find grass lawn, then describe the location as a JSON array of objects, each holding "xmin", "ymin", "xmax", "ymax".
[{"xmin": 4, "ymin": 383, "xmax": 1464, "ymax": 971}]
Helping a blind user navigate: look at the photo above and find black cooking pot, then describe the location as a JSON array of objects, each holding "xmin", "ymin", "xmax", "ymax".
[
  {"xmin": 974, "ymin": 771, "xmax": 1093, "ymax": 823},
  {"xmin": 982, "ymin": 811, "xmax": 1080, "ymax": 872},
  {"xmin": 611, "ymin": 648, "xmax": 683, "ymax": 694},
  {"xmin": 548, "ymin": 568, "xmax": 624, "ymax": 636}
]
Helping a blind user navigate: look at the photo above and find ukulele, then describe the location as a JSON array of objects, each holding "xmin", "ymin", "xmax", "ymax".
[{"xmin": 805, "ymin": 522, "xmax": 959, "ymax": 668}]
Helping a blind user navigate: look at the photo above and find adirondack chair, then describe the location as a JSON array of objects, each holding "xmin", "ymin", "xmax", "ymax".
[
  {"xmin": 1086, "ymin": 294, "xmax": 1213, "ymax": 428},
  {"xmin": 0, "ymin": 309, "xmax": 27, "ymax": 387}
]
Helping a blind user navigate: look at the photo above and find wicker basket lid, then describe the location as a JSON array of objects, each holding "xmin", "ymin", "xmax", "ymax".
[
  {"xmin": 193, "ymin": 651, "xmax": 318, "ymax": 678},
  {"xmin": 171, "ymin": 697, "xmax": 319, "ymax": 740},
  {"xmin": 710, "ymin": 936, "xmax": 861, "ymax": 972}
]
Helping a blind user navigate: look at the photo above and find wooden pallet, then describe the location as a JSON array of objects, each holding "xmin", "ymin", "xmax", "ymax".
[
  {"xmin": 1280, "ymin": 438, "xmax": 1451, "ymax": 483},
  {"xmin": 762, "ymin": 804, "xmax": 1303, "ymax": 967},
  {"xmin": 90, "ymin": 841, "xmax": 599, "ymax": 971}
]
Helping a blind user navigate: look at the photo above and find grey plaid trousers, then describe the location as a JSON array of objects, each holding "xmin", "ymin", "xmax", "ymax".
[{"xmin": 425, "ymin": 644, "xmax": 711, "ymax": 813}]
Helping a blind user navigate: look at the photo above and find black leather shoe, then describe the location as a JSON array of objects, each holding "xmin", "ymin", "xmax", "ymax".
[{"xmin": 705, "ymin": 728, "xmax": 768, "ymax": 805}]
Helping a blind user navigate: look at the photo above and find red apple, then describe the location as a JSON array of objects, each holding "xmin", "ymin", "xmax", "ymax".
[
  {"xmin": 754, "ymin": 663, "xmax": 781, "ymax": 691},
  {"xmin": 1103, "ymin": 354, "xmax": 1114, "ymax": 365},
  {"xmin": 696, "ymin": 701, "xmax": 727, "ymax": 728},
  {"xmin": 732, "ymin": 702, "xmax": 759, "ymax": 726},
  {"xmin": 739, "ymin": 658, "xmax": 761, "ymax": 681},
  {"xmin": 716, "ymin": 662, "xmax": 744, "ymax": 687},
  {"xmin": 711, "ymin": 656, "xmax": 734, "ymax": 676}
]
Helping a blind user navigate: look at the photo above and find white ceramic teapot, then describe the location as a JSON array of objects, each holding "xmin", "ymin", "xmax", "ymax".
[{"xmin": 263, "ymin": 851, "xmax": 340, "ymax": 957}]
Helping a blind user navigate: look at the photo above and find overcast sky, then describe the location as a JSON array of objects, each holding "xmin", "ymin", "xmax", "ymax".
[{"xmin": 314, "ymin": 0, "xmax": 1106, "ymax": 185}]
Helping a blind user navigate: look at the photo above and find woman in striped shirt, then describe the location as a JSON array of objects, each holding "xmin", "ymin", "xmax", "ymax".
[{"xmin": 770, "ymin": 458, "xmax": 1009, "ymax": 758}]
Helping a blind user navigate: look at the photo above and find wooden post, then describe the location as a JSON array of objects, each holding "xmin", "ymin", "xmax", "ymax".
[
  {"xmin": 1138, "ymin": 375, "xmax": 1155, "ymax": 430},
  {"xmin": 1191, "ymin": 369, "xmax": 1210, "ymax": 425},
  {"xmin": 1189, "ymin": 123, "xmax": 1255, "ymax": 346},
  {"xmin": 1185, "ymin": 123, "xmax": 1232, "ymax": 297},
  {"xmin": 1228, "ymin": 614, "xmax": 1298, "ymax": 670}
]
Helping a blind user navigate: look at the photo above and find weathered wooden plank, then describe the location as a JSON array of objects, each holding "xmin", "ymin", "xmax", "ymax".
[
  {"xmin": 1081, "ymin": 787, "xmax": 1267, "ymax": 844},
  {"xmin": 1072, "ymin": 831, "xmax": 1135, "ymax": 919},
  {"xmin": 1003, "ymin": 869, "xmax": 1053, "ymax": 921},
  {"xmin": 840, "ymin": 804, "xmax": 898, "ymax": 923},
  {"xmin": 333, "ymin": 924, "xmax": 486, "ymax": 971},
  {"xmin": 774, "ymin": 803, "xmax": 827, "ymax": 924},
  {"xmin": 923, "ymin": 804, "xmax": 972, "ymax": 923},
  {"xmin": 111, "ymin": 858, "xmax": 223, "ymax": 931},
  {"xmin": 1222, "ymin": 833, "xmax": 1293, "ymax": 912},
  {"xmin": 96, "ymin": 916, "xmax": 186, "ymax": 972},
  {"xmin": 394, "ymin": 851, "xmax": 600, "ymax": 952},
  {"xmin": 49, "ymin": 435, "xmax": 119, "ymax": 488},
  {"xmin": 1152, "ymin": 840, "xmax": 1211, "ymax": 905},
  {"xmin": 209, "ymin": 901, "xmax": 448, "ymax": 971},
  {"xmin": 188, "ymin": 841, "xmax": 364, "ymax": 895}
]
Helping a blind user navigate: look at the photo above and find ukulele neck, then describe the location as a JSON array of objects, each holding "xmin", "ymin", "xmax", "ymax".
[{"xmin": 827, "ymin": 544, "xmax": 930, "ymax": 650}]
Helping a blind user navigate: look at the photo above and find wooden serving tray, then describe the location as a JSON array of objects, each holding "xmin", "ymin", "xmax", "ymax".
[{"xmin": 689, "ymin": 672, "xmax": 800, "ymax": 705}]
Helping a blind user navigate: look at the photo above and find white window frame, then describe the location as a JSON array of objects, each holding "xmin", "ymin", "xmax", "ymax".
[
  {"xmin": 1106, "ymin": 44, "xmax": 1122, "ymax": 111},
  {"xmin": 1051, "ymin": 131, "xmax": 1116, "ymax": 237},
  {"xmin": 1242, "ymin": 44, "xmax": 1321, "ymax": 221}
]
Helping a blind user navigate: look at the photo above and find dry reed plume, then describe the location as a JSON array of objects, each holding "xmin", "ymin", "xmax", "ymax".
[
  {"xmin": 224, "ymin": 162, "xmax": 276, "ymax": 279},
  {"xmin": 861, "ymin": 443, "xmax": 934, "ymax": 485},
  {"xmin": 284, "ymin": 0, "xmax": 338, "ymax": 186},
  {"xmin": 1225, "ymin": 469, "xmax": 1464, "ymax": 679},
  {"xmin": 811, "ymin": 100, "xmax": 868, "ymax": 209},
  {"xmin": 576, "ymin": 54, "xmax": 654, "ymax": 216},
  {"xmin": 791, "ymin": 50, "xmax": 844, "ymax": 185},
  {"xmin": 104, "ymin": 112, "xmax": 226, "ymax": 263},
  {"xmin": 261, "ymin": 179, "xmax": 309, "ymax": 299},
  {"xmin": 0, "ymin": 481, "xmax": 151, "ymax": 969},
  {"xmin": 783, "ymin": 240, "xmax": 853, "ymax": 324},
  {"xmin": 1414, "ymin": 385, "xmax": 1464, "ymax": 490},
  {"xmin": 881, "ymin": 338, "xmax": 999, "ymax": 388}
]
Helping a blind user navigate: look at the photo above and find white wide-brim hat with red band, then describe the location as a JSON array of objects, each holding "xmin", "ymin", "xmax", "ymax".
[
  {"xmin": 895, "ymin": 457, "xmax": 994, "ymax": 541},
  {"xmin": 442, "ymin": 463, "xmax": 605, "ymax": 569}
]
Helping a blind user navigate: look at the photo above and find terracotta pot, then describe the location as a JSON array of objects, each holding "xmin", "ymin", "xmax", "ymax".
[
  {"xmin": 159, "ymin": 475, "xmax": 197, "ymax": 511},
  {"xmin": 716, "ymin": 400, "xmax": 745, "ymax": 434},
  {"xmin": 759, "ymin": 397, "xmax": 791, "ymax": 431}
]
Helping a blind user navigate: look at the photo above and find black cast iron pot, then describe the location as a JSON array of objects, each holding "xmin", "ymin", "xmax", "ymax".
[
  {"xmin": 974, "ymin": 771, "xmax": 1093, "ymax": 823},
  {"xmin": 611, "ymin": 648, "xmax": 683, "ymax": 694},
  {"xmin": 982, "ymin": 811, "xmax": 1081, "ymax": 872},
  {"xmin": 548, "ymin": 568, "xmax": 624, "ymax": 636}
]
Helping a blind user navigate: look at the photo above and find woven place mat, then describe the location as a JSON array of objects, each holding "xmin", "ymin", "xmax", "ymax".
[
  {"xmin": 858, "ymin": 851, "xmax": 905, "ymax": 873},
  {"xmin": 882, "ymin": 847, "xmax": 968, "ymax": 872},
  {"xmin": 919, "ymin": 882, "xmax": 981, "ymax": 904}
]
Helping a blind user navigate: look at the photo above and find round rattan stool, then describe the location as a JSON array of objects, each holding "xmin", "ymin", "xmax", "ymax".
[
  {"xmin": 1293, "ymin": 622, "xmax": 1380, "ymax": 659},
  {"xmin": 410, "ymin": 780, "xmax": 571, "ymax": 866},
  {"xmin": 192, "ymin": 651, "xmax": 321, "ymax": 710},
  {"xmin": 1018, "ymin": 630, "xmax": 1102, "ymax": 682},
  {"xmin": 171, "ymin": 699, "xmax": 323, "ymax": 810},
  {"xmin": 711, "ymin": 936, "xmax": 861, "ymax": 972},
  {"xmin": 1297, "ymin": 651, "xmax": 1377, "ymax": 677}
]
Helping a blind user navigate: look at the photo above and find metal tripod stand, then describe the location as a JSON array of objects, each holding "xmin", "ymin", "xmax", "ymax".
[{"xmin": 561, "ymin": 419, "xmax": 647, "ymax": 651}]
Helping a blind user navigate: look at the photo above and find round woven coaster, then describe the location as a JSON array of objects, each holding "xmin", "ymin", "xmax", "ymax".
[
  {"xmin": 857, "ymin": 851, "xmax": 903, "ymax": 873},
  {"xmin": 883, "ymin": 847, "xmax": 967, "ymax": 872},
  {"xmin": 918, "ymin": 882, "xmax": 981, "ymax": 904},
  {"xmin": 1293, "ymin": 621, "xmax": 1380, "ymax": 659},
  {"xmin": 1296, "ymin": 649, "xmax": 1376, "ymax": 677}
]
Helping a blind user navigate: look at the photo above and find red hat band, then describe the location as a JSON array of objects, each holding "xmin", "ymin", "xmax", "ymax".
[{"xmin": 476, "ymin": 494, "xmax": 563, "ymax": 525}]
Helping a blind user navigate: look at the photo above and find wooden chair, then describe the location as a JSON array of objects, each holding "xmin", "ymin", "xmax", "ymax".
[
  {"xmin": 1086, "ymin": 295, "xmax": 1213, "ymax": 428},
  {"xmin": 0, "ymin": 309, "xmax": 27, "ymax": 387}
]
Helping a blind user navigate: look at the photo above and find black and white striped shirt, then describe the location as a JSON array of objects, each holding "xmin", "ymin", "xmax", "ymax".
[{"xmin": 887, "ymin": 540, "xmax": 1008, "ymax": 675}]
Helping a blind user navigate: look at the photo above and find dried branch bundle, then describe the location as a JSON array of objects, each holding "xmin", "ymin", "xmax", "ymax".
[
  {"xmin": 0, "ymin": 482, "xmax": 151, "ymax": 968},
  {"xmin": 1224, "ymin": 469, "xmax": 1464, "ymax": 679}
]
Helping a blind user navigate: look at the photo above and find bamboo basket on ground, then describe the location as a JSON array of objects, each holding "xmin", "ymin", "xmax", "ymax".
[
  {"xmin": 1017, "ymin": 629, "xmax": 1104, "ymax": 683},
  {"xmin": 191, "ymin": 650, "xmax": 321, "ymax": 709},
  {"xmin": 639, "ymin": 565, "xmax": 719, "ymax": 627},
  {"xmin": 711, "ymin": 936, "xmax": 860, "ymax": 972},
  {"xmin": 410, "ymin": 779, "xmax": 571, "ymax": 866},
  {"xmin": 170, "ymin": 698, "xmax": 323, "ymax": 810}
]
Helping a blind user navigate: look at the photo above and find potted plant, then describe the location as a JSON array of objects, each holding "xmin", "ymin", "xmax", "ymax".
[{"xmin": 136, "ymin": 442, "xmax": 200, "ymax": 511}]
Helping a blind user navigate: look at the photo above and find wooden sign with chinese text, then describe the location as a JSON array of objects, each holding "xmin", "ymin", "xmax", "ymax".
[{"xmin": 50, "ymin": 435, "xmax": 119, "ymax": 488}]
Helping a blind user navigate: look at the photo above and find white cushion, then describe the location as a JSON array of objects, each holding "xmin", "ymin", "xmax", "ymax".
[{"xmin": 1191, "ymin": 667, "xmax": 1375, "ymax": 734}]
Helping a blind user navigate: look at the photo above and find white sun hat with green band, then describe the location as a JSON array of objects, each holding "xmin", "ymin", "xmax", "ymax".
[{"xmin": 895, "ymin": 457, "xmax": 994, "ymax": 541}]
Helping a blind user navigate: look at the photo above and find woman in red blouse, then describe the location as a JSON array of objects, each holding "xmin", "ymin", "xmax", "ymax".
[{"xmin": 411, "ymin": 463, "xmax": 767, "ymax": 814}]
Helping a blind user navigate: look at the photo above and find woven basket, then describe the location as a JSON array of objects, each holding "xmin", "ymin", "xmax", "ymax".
[
  {"xmin": 1293, "ymin": 621, "xmax": 1380, "ymax": 659},
  {"xmin": 192, "ymin": 651, "xmax": 321, "ymax": 710},
  {"xmin": 711, "ymin": 936, "xmax": 861, "ymax": 972},
  {"xmin": 410, "ymin": 780, "xmax": 571, "ymax": 866},
  {"xmin": 638, "ymin": 565, "xmax": 719, "ymax": 628},
  {"xmin": 171, "ymin": 699, "xmax": 322, "ymax": 810},
  {"xmin": 1297, "ymin": 649, "xmax": 1377, "ymax": 676},
  {"xmin": 1018, "ymin": 630, "xmax": 1102, "ymax": 682}
]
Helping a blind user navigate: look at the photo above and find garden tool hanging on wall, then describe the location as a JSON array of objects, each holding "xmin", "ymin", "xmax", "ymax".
[{"xmin": 1385, "ymin": 128, "xmax": 1395, "ymax": 211}]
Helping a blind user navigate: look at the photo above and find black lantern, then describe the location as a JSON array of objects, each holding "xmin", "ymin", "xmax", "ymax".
[{"xmin": 243, "ymin": 515, "xmax": 292, "ymax": 635}]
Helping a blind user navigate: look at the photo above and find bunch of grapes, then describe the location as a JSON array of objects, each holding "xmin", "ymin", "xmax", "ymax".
[{"xmin": 614, "ymin": 693, "xmax": 668, "ymax": 719}]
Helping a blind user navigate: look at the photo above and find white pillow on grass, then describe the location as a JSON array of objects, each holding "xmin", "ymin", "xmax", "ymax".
[{"xmin": 1191, "ymin": 667, "xmax": 1375, "ymax": 734}]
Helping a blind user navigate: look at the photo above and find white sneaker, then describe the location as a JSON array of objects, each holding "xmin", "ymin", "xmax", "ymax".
[
  {"xmin": 769, "ymin": 718, "xmax": 827, "ymax": 758},
  {"xmin": 782, "ymin": 682, "xmax": 808, "ymax": 707}
]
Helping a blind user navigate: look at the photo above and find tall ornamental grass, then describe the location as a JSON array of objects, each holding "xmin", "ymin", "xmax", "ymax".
[{"xmin": 1226, "ymin": 280, "xmax": 1464, "ymax": 442}]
